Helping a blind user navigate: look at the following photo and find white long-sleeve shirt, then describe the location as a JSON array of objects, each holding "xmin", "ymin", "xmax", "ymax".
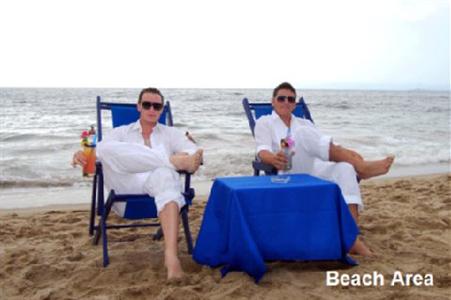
[
  {"xmin": 254, "ymin": 111, "xmax": 331, "ymax": 161},
  {"xmin": 99, "ymin": 120, "xmax": 197, "ymax": 157}
]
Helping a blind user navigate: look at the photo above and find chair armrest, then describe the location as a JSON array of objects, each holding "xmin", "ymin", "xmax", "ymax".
[{"xmin": 177, "ymin": 170, "xmax": 194, "ymax": 176}]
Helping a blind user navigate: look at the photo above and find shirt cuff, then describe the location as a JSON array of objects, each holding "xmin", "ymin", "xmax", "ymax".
[
  {"xmin": 178, "ymin": 145, "xmax": 197, "ymax": 155},
  {"xmin": 184, "ymin": 149, "xmax": 197, "ymax": 155},
  {"xmin": 256, "ymin": 145, "xmax": 272, "ymax": 155},
  {"xmin": 319, "ymin": 135, "xmax": 332, "ymax": 161}
]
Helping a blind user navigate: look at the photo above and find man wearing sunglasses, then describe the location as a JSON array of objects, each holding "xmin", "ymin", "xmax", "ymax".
[
  {"xmin": 73, "ymin": 87, "xmax": 203, "ymax": 280},
  {"xmin": 255, "ymin": 82, "xmax": 394, "ymax": 256}
]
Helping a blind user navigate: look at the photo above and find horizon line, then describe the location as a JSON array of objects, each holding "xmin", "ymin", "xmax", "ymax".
[{"xmin": 0, "ymin": 85, "xmax": 449, "ymax": 92}]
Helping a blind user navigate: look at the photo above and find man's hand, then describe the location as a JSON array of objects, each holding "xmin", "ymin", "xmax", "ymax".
[
  {"xmin": 72, "ymin": 150, "xmax": 87, "ymax": 167},
  {"xmin": 271, "ymin": 151, "xmax": 288, "ymax": 170},
  {"xmin": 258, "ymin": 150, "xmax": 288, "ymax": 171}
]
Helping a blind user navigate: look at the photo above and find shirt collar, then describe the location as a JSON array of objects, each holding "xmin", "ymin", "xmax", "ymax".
[
  {"xmin": 130, "ymin": 120, "xmax": 160, "ymax": 133},
  {"xmin": 130, "ymin": 120, "xmax": 141, "ymax": 131},
  {"xmin": 271, "ymin": 111, "xmax": 296, "ymax": 127}
]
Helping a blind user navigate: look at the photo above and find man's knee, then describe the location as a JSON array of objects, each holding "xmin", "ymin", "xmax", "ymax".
[
  {"xmin": 143, "ymin": 167, "xmax": 180, "ymax": 195},
  {"xmin": 146, "ymin": 167, "xmax": 179, "ymax": 185},
  {"xmin": 336, "ymin": 162, "xmax": 357, "ymax": 178},
  {"xmin": 158, "ymin": 200, "xmax": 182, "ymax": 216},
  {"xmin": 295, "ymin": 127, "xmax": 328, "ymax": 160},
  {"xmin": 336, "ymin": 162, "xmax": 358, "ymax": 184}
]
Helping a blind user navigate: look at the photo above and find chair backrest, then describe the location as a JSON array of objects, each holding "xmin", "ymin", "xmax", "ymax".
[
  {"xmin": 96, "ymin": 96, "xmax": 173, "ymax": 142},
  {"xmin": 242, "ymin": 97, "xmax": 314, "ymax": 136}
]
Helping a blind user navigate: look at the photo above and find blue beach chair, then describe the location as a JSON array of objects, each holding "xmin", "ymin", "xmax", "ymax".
[
  {"xmin": 89, "ymin": 96, "xmax": 195, "ymax": 267},
  {"xmin": 242, "ymin": 97, "xmax": 314, "ymax": 176}
]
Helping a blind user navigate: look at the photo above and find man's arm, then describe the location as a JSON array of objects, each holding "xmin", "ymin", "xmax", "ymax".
[
  {"xmin": 72, "ymin": 150, "xmax": 87, "ymax": 167},
  {"xmin": 254, "ymin": 118, "xmax": 287, "ymax": 171},
  {"xmin": 258, "ymin": 149, "xmax": 288, "ymax": 171},
  {"xmin": 72, "ymin": 125, "xmax": 125, "ymax": 167}
]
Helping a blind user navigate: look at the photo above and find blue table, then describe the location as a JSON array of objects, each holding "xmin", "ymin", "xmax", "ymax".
[{"xmin": 193, "ymin": 174, "xmax": 359, "ymax": 282}]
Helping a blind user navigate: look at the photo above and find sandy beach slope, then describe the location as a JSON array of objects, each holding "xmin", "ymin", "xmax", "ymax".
[{"xmin": 0, "ymin": 174, "xmax": 450, "ymax": 299}]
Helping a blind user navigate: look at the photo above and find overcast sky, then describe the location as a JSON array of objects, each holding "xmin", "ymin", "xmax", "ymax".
[{"xmin": 0, "ymin": 0, "xmax": 449, "ymax": 89}]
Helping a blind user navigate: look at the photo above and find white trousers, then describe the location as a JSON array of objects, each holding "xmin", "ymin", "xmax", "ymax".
[
  {"xmin": 288, "ymin": 127, "xmax": 363, "ymax": 210},
  {"xmin": 96, "ymin": 141, "xmax": 185, "ymax": 216}
]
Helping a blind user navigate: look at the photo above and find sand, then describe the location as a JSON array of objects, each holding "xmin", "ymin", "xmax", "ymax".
[{"xmin": 0, "ymin": 174, "xmax": 450, "ymax": 299}]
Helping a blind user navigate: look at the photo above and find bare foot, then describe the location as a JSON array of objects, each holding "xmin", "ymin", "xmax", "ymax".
[
  {"xmin": 357, "ymin": 156, "xmax": 395, "ymax": 180},
  {"xmin": 165, "ymin": 254, "xmax": 184, "ymax": 280},
  {"xmin": 349, "ymin": 238, "xmax": 373, "ymax": 257},
  {"xmin": 170, "ymin": 149, "xmax": 203, "ymax": 173}
]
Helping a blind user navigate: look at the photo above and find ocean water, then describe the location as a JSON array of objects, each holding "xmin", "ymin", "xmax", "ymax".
[{"xmin": 0, "ymin": 88, "xmax": 449, "ymax": 208}]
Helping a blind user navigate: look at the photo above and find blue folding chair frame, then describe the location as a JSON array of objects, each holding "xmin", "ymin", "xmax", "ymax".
[
  {"xmin": 242, "ymin": 97, "xmax": 314, "ymax": 176},
  {"xmin": 89, "ymin": 96, "xmax": 194, "ymax": 267}
]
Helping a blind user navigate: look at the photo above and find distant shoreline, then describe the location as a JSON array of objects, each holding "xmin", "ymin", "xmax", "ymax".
[
  {"xmin": 0, "ymin": 166, "xmax": 449, "ymax": 213},
  {"xmin": 0, "ymin": 86, "xmax": 449, "ymax": 92}
]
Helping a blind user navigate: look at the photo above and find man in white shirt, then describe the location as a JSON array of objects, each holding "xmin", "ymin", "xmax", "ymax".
[
  {"xmin": 73, "ymin": 87, "xmax": 202, "ymax": 280},
  {"xmin": 255, "ymin": 82, "xmax": 394, "ymax": 256}
]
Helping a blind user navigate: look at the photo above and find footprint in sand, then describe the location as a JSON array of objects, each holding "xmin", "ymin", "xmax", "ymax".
[
  {"xmin": 434, "ymin": 275, "xmax": 451, "ymax": 288},
  {"xmin": 60, "ymin": 217, "xmax": 83, "ymax": 224},
  {"xmin": 66, "ymin": 252, "xmax": 84, "ymax": 262},
  {"xmin": 44, "ymin": 210, "xmax": 65, "ymax": 215},
  {"xmin": 429, "ymin": 257, "xmax": 451, "ymax": 265},
  {"xmin": 390, "ymin": 192, "xmax": 409, "ymax": 203},
  {"xmin": 180, "ymin": 256, "xmax": 202, "ymax": 273},
  {"xmin": 70, "ymin": 232, "xmax": 83, "ymax": 238}
]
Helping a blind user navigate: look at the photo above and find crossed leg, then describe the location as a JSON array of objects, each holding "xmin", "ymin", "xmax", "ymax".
[{"xmin": 329, "ymin": 144, "xmax": 395, "ymax": 180}]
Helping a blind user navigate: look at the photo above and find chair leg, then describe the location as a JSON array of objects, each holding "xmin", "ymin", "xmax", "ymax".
[
  {"xmin": 94, "ymin": 195, "xmax": 113, "ymax": 245},
  {"xmin": 101, "ymin": 208, "xmax": 109, "ymax": 267},
  {"xmin": 93, "ymin": 227, "xmax": 100, "ymax": 245},
  {"xmin": 89, "ymin": 174, "xmax": 98, "ymax": 236},
  {"xmin": 153, "ymin": 227, "xmax": 163, "ymax": 241},
  {"xmin": 180, "ymin": 208, "xmax": 193, "ymax": 254},
  {"xmin": 97, "ymin": 168, "xmax": 104, "ymax": 216},
  {"xmin": 100, "ymin": 197, "xmax": 114, "ymax": 267}
]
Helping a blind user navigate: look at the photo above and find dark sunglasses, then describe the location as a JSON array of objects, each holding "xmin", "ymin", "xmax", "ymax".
[
  {"xmin": 276, "ymin": 96, "xmax": 296, "ymax": 103},
  {"xmin": 141, "ymin": 101, "xmax": 163, "ymax": 111}
]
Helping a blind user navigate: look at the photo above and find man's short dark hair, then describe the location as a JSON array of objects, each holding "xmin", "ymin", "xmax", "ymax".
[
  {"xmin": 138, "ymin": 87, "xmax": 165, "ymax": 103},
  {"xmin": 273, "ymin": 82, "xmax": 296, "ymax": 98}
]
